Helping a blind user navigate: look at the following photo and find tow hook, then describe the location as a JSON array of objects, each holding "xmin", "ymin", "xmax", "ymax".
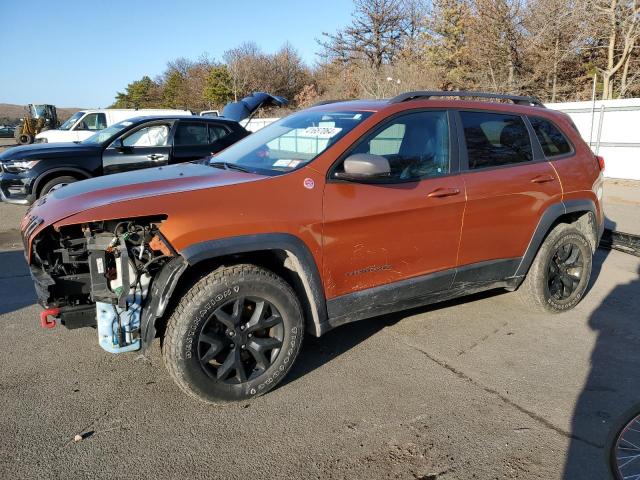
[{"xmin": 40, "ymin": 307, "xmax": 60, "ymax": 329}]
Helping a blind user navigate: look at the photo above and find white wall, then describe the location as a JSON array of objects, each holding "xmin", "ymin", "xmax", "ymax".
[
  {"xmin": 243, "ymin": 117, "xmax": 279, "ymax": 132},
  {"xmin": 547, "ymin": 98, "xmax": 640, "ymax": 180}
]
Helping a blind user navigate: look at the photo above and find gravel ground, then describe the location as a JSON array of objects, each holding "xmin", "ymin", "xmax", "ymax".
[{"xmin": 0, "ymin": 197, "xmax": 638, "ymax": 479}]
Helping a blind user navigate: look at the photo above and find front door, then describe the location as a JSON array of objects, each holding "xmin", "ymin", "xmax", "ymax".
[
  {"xmin": 102, "ymin": 122, "xmax": 172, "ymax": 175},
  {"xmin": 322, "ymin": 110, "xmax": 466, "ymax": 301}
]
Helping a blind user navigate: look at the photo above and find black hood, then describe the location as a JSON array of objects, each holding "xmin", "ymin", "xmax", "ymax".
[{"xmin": 0, "ymin": 142, "xmax": 102, "ymax": 161}]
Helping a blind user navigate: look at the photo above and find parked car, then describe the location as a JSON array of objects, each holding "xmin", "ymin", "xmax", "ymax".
[
  {"xmin": 22, "ymin": 91, "xmax": 604, "ymax": 404},
  {"xmin": 0, "ymin": 92, "xmax": 286, "ymax": 205},
  {"xmin": 34, "ymin": 108, "xmax": 193, "ymax": 144},
  {"xmin": 0, "ymin": 126, "xmax": 15, "ymax": 138}
]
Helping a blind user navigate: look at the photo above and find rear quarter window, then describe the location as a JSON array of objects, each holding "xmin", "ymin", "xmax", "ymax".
[{"xmin": 529, "ymin": 117, "xmax": 572, "ymax": 157}]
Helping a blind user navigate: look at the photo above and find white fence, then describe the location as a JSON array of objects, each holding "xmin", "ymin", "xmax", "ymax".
[
  {"xmin": 547, "ymin": 98, "xmax": 640, "ymax": 180},
  {"xmin": 243, "ymin": 117, "xmax": 279, "ymax": 132}
]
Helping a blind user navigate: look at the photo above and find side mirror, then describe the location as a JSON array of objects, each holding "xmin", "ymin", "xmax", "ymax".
[
  {"xmin": 112, "ymin": 138, "xmax": 126, "ymax": 151},
  {"xmin": 334, "ymin": 153, "xmax": 391, "ymax": 181}
]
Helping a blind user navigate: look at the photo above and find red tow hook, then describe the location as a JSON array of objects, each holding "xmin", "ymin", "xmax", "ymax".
[{"xmin": 40, "ymin": 307, "xmax": 60, "ymax": 329}]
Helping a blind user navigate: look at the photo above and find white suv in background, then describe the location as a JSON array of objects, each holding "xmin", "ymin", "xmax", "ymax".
[{"xmin": 35, "ymin": 108, "xmax": 193, "ymax": 143}]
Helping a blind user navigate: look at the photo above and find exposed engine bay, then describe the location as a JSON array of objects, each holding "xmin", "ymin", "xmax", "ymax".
[{"xmin": 29, "ymin": 217, "xmax": 174, "ymax": 353}]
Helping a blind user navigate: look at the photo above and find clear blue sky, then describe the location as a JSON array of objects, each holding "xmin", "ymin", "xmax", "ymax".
[{"xmin": 0, "ymin": 0, "xmax": 352, "ymax": 107}]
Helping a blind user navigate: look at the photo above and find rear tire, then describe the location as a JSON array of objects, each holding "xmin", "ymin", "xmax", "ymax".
[
  {"xmin": 163, "ymin": 264, "xmax": 304, "ymax": 404},
  {"xmin": 517, "ymin": 223, "xmax": 592, "ymax": 313},
  {"xmin": 39, "ymin": 176, "xmax": 77, "ymax": 198}
]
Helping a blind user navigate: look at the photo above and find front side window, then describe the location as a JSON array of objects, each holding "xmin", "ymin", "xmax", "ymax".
[
  {"xmin": 209, "ymin": 110, "xmax": 373, "ymax": 175},
  {"xmin": 529, "ymin": 117, "xmax": 572, "ymax": 157},
  {"xmin": 461, "ymin": 111, "xmax": 532, "ymax": 169},
  {"xmin": 174, "ymin": 122, "xmax": 209, "ymax": 145},
  {"xmin": 75, "ymin": 113, "xmax": 107, "ymax": 131},
  {"xmin": 59, "ymin": 111, "xmax": 84, "ymax": 130},
  {"xmin": 122, "ymin": 124, "xmax": 169, "ymax": 147},
  {"xmin": 334, "ymin": 110, "xmax": 450, "ymax": 182}
]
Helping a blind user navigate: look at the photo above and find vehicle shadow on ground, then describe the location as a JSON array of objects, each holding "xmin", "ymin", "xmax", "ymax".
[
  {"xmin": 0, "ymin": 249, "xmax": 36, "ymax": 315},
  {"xmin": 285, "ymin": 288, "xmax": 506, "ymax": 386},
  {"xmin": 563, "ymin": 249, "xmax": 640, "ymax": 476}
]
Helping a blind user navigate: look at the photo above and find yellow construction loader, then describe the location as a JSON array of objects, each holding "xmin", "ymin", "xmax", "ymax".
[{"xmin": 14, "ymin": 104, "xmax": 59, "ymax": 145}]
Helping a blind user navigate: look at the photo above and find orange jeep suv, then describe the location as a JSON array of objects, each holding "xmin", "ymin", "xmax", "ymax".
[{"xmin": 22, "ymin": 91, "xmax": 604, "ymax": 403}]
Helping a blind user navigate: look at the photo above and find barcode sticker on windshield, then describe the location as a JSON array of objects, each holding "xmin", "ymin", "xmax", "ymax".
[{"xmin": 303, "ymin": 127, "xmax": 342, "ymax": 138}]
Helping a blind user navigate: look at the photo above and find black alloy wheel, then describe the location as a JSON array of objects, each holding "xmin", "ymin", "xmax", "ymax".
[
  {"xmin": 546, "ymin": 242, "xmax": 584, "ymax": 301},
  {"xmin": 197, "ymin": 296, "xmax": 285, "ymax": 383}
]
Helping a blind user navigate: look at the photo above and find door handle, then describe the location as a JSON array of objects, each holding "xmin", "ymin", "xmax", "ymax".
[
  {"xmin": 530, "ymin": 174, "xmax": 555, "ymax": 184},
  {"xmin": 427, "ymin": 188, "xmax": 461, "ymax": 198},
  {"xmin": 147, "ymin": 154, "xmax": 165, "ymax": 161}
]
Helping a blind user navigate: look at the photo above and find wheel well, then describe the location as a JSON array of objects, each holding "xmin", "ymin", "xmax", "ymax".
[
  {"xmin": 155, "ymin": 249, "xmax": 322, "ymax": 341},
  {"xmin": 35, "ymin": 170, "xmax": 89, "ymax": 198},
  {"xmin": 550, "ymin": 210, "xmax": 598, "ymax": 252}
]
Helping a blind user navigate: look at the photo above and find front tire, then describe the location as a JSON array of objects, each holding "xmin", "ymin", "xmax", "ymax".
[
  {"xmin": 18, "ymin": 133, "xmax": 33, "ymax": 145},
  {"xmin": 517, "ymin": 223, "xmax": 592, "ymax": 313},
  {"xmin": 39, "ymin": 176, "xmax": 77, "ymax": 198},
  {"xmin": 163, "ymin": 264, "xmax": 304, "ymax": 403}
]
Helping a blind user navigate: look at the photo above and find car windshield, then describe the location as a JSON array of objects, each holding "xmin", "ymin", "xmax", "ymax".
[
  {"xmin": 82, "ymin": 120, "xmax": 135, "ymax": 144},
  {"xmin": 59, "ymin": 112, "xmax": 84, "ymax": 130},
  {"xmin": 210, "ymin": 110, "xmax": 373, "ymax": 175}
]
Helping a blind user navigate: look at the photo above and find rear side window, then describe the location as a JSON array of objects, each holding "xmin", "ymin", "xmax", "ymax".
[
  {"xmin": 208, "ymin": 124, "xmax": 229, "ymax": 143},
  {"xmin": 174, "ymin": 122, "xmax": 209, "ymax": 145},
  {"xmin": 460, "ymin": 112, "xmax": 532, "ymax": 169},
  {"xmin": 529, "ymin": 117, "xmax": 572, "ymax": 157}
]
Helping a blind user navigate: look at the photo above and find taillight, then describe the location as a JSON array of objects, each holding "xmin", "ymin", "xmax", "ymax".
[{"xmin": 596, "ymin": 155, "xmax": 605, "ymax": 171}]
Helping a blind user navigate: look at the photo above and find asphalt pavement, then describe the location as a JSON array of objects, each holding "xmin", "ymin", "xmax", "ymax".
[{"xmin": 0, "ymin": 196, "xmax": 639, "ymax": 479}]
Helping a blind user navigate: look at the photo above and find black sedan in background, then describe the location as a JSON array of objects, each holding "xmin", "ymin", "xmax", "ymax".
[
  {"xmin": 0, "ymin": 92, "xmax": 287, "ymax": 205},
  {"xmin": 0, "ymin": 126, "xmax": 15, "ymax": 138}
]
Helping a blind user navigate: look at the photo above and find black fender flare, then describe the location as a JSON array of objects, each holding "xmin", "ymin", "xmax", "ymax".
[
  {"xmin": 140, "ymin": 233, "xmax": 329, "ymax": 353},
  {"xmin": 182, "ymin": 233, "xmax": 329, "ymax": 335},
  {"xmin": 33, "ymin": 167, "xmax": 92, "ymax": 194},
  {"xmin": 513, "ymin": 199, "xmax": 599, "ymax": 278}
]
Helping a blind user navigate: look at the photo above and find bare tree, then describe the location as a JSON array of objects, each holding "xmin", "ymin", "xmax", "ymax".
[
  {"xmin": 523, "ymin": 0, "xmax": 591, "ymax": 101},
  {"xmin": 318, "ymin": 0, "xmax": 408, "ymax": 69},
  {"xmin": 223, "ymin": 42, "xmax": 263, "ymax": 101},
  {"xmin": 595, "ymin": 0, "xmax": 639, "ymax": 99}
]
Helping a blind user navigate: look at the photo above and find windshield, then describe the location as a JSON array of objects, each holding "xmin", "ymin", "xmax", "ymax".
[
  {"xmin": 59, "ymin": 112, "xmax": 84, "ymax": 130},
  {"xmin": 210, "ymin": 110, "xmax": 373, "ymax": 175},
  {"xmin": 82, "ymin": 120, "xmax": 134, "ymax": 144}
]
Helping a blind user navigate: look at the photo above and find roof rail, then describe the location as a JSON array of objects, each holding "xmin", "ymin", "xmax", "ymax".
[{"xmin": 389, "ymin": 91, "xmax": 544, "ymax": 107}]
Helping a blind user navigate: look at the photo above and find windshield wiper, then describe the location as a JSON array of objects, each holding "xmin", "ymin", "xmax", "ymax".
[{"xmin": 209, "ymin": 161, "xmax": 252, "ymax": 173}]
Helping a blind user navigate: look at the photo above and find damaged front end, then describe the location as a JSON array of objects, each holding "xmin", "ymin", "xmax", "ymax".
[{"xmin": 27, "ymin": 217, "xmax": 187, "ymax": 354}]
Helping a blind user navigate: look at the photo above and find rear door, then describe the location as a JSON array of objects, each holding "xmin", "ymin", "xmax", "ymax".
[
  {"xmin": 171, "ymin": 121, "xmax": 234, "ymax": 164},
  {"xmin": 456, "ymin": 110, "xmax": 562, "ymax": 275},
  {"xmin": 102, "ymin": 121, "xmax": 172, "ymax": 174},
  {"xmin": 322, "ymin": 109, "xmax": 466, "ymax": 300}
]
